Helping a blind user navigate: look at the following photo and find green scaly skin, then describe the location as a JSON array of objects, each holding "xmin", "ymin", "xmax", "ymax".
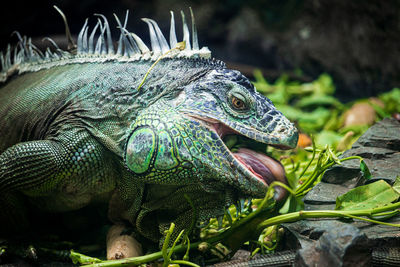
[{"xmin": 0, "ymin": 12, "xmax": 298, "ymax": 249}]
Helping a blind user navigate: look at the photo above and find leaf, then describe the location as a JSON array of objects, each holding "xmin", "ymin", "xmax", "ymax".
[
  {"xmin": 315, "ymin": 130, "xmax": 343, "ymax": 148},
  {"xmin": 360, "ymin": 159, "xmax": 372, "ymax": 180},
  {"xmin": 393, "ymin": 176, "xmax": 400, "ymax": 195},
  {"xmin": 69, "ymin": 250, "xmax": 102, "ymax": 265},
  {"xmin": 279, "ymin": 194, "xmax": 304, "ymax": 214},
  {"xmin": 370, "ymin": 102, "xmax": 390, "ymax": 119},
  {"xmin": 335, "ymin": 180, "xmax": 400, "ymax": 211},
  {"xmin": 295, "ymin": 95, "xmax": 341, "ymax": 109}
]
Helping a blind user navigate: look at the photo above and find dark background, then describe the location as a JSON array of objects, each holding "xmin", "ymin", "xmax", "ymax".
[{"xmin": 1, "ymin": 0, "xmax": 399, "ymax": 101}]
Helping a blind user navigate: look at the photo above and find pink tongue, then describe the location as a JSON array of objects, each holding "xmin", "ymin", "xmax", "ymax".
[{"xmin": 233, "ymin": 148, "xmax": 286, "ymax": 185}]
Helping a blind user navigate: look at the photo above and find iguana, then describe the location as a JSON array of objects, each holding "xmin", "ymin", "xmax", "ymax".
[{"xmin": 0, "ymin": 8, "xmax": 298, "ymax": 253}]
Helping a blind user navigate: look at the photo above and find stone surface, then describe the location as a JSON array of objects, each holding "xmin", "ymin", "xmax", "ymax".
[
  {"xmin": 323, "ymin": 118, "xmax": 400, "ymax": 187},
  {"xmin": 304, "ymin": 182, "xmax": 349, "ymax": 204},
  {"xmin": 352, "ymin": 215, "xmax": 400, "ymax": 244},
  {"xmin": 282, "ymin": 220, "xmax": 371, "ymax": 267}
]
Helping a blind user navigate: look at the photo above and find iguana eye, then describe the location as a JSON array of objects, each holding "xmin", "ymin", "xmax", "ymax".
[
  {"xmin": 232, "ymin": 96, "xmax": 245, "ymax": 109},
  {"xmin": 231, "ymin": 94, "xmax": 247, "ymax": 110}
]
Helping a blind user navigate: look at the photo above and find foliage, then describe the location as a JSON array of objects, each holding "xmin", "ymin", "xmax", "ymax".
[
  {"xmin": 254, "ymin": 71, "xmax": 400, "ymax": 151},
  {"xmin": 335, "ymin": 179, "xmax": 399, "ymax": 211}
]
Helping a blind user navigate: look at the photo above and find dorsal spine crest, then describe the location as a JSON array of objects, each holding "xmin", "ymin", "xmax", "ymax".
[{"xmin": 0, "ymin": 8, "xmax": 212, "ymax": 83}]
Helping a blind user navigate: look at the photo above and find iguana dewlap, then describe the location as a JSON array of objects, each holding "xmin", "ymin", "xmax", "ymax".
[{"xmin": 0, "ymin": 8, "xmax": 298, "ymax": 251}]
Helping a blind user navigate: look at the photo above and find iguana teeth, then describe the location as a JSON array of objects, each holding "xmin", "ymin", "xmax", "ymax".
[{"xmin": 169, "ymin": 11, "xmax": 177, "ymax": 48}]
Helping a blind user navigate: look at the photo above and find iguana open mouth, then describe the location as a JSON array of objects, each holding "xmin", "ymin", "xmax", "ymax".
[
  {"xmin": 187, "ymin": 114, "xmax": 289, "ymax": 200},
  {"xmin": 215, "ymin": 123, "xmax": 286, "ymax": 182},
  {"xmin": 216, "ymin": 123, "xmax": 289, "ymax": 201}
]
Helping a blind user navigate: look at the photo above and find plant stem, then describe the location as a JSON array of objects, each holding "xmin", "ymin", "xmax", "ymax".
[
  {"xmin": 170, "ymin": 259, "xmax": 201, "ymax": 267},
  {"xmin": 256, "ymin": 201, "xmax": 400, "ymax": 232}
]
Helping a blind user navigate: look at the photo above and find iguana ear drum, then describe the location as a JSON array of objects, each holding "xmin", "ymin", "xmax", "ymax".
[
  {"xmin": 125, "ymin": 127, "xmax": 180, "ymax": 174},
  {"xmin": 125, "ymin": 127, "xmax": 156, "ymax": 174}
]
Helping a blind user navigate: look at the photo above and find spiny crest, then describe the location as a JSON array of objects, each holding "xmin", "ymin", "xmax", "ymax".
[{"xmin": 0, "ymin": 7, "xmax": 211, "ymax": 83}]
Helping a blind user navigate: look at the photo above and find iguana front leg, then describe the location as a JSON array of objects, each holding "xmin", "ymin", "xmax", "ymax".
[
  {"xmin": 0, "ymin": 131, "xmax": 116, "ymax": 235},
  {"xmin": 0, "ymin": 140, "xmax": 66, "ymax": 232}
]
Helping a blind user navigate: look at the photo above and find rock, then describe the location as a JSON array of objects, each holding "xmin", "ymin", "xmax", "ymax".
[
  {"xmin": 352, "ymin": 215, "xmax": 400, "ymax": 243},
  {"xmin": 282, "ymin": 220, "xmax": 371, "ymax": 267},
  {"xmin": 356, "ymin": 118, "xmax": 400, "ymax": 150},
  {"xmin": 323, "ymin": 118, "xmax": 400, "ymax": 186},
  {"xmin": 316, "ymin": 224, "xmax": 371, "ymax": 267},
  {"xmin": 295, "ymin": 223, "xmax": 371, "ymax": 267},
  {"xmin": 303, "ymin": 182, "xmax": 349, "ymax": 204}
]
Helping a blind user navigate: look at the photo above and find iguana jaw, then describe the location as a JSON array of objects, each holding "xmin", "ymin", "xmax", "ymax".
[{"xmin": 186, "ymin": 114, "xmax": 289, "ymax": 201}]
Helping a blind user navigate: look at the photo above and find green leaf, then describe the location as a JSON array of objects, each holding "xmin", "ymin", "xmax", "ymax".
[
  {"xmin": 279, "ymin": 194, "xmax": 304, "ymax": 214},
  {"xmin": 335, "ymin": 180, "xmax": 400, "ymax": 211},
  {"xmin": 315, "ymin": 131, "xmax": 343, "ymax": 149},
  {"xmin": 360, "ymin": 160, "xmax": 372, "ymax": 180},
  {"xmin": 393, "ymin": 176, "xmax": 400, "ymax": 195},
  {"xmin": 295, "ymin": 95, "xmax": 341, "ymax": 109},
  {"xmin": 370, "ymin": 102, "xmax": 390, "ymax": 119},
  {"xmin": 69, "ymin": 250, "xmax": 102, "ymax": 265}
]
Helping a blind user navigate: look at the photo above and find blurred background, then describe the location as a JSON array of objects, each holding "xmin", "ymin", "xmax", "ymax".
[{"xmin": 0, "ymin": 0, "xmax": 399, "ymax": 101}]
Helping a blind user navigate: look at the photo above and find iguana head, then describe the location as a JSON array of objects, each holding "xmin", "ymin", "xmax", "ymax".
[
  {"xmin": 180, "ymin": 68, "xmax": 298, "ymax": 198},
  {"xmin": 125, "ymin": 66, "xmax": 298, "ymax": 203}
]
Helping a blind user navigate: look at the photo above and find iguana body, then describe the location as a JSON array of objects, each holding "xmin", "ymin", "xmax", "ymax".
[{"xmin": 0, "ymin": 10, "xmax": 298, "ymax": 247}]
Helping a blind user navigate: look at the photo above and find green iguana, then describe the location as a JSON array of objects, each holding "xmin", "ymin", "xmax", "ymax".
[{"xmin": 0, "ymin": 8, "xmax": 298, "ymax": 252}]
